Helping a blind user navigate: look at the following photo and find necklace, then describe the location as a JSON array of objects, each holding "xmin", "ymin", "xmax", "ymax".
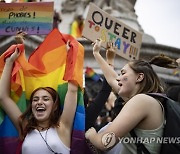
[
  {"xmin": 37, "ymin": 125, "xmax": 49, "ymax": 131},
  {"xmin": 38, "ymin": 128, "xmax": 62, "ymax": 154}
]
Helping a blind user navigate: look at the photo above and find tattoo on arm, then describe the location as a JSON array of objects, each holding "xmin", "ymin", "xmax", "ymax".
[{"xmin": 101, "ymin": 132, "xmax": 119, "ymax": 150}]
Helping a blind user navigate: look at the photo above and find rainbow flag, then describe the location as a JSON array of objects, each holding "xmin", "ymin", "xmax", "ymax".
[
  {"xmin": 85, "ymin": 66, "xmax": 101, "ymax": 82},
  {"xmin": 173, "ymin": 69, "xmax": 180, "ymax": 76},
  {"xmin": 70, "ymin": 20, "xmax": 83, "ymax": 38},
  {"xmin": 0, "ymin": 28, "xmax": 85, "ymax": 154}
]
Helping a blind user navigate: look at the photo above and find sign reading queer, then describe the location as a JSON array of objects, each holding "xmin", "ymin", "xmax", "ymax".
[
  {"xmin": 82, "ymin": 3, "xmax": 142, "ymax": 60},
  {"xmin": 0, "ymin": 2, "xmax": 53, "ymax": 35}
]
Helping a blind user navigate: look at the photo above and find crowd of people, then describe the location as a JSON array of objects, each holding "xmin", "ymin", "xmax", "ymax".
[
  {"xmin": 0, "ymin": 1, "xmax": 180, "ymax": 154},
  {"xmin": 1, "ymin": 32, "xmax": 179, "ymax": 154},
  {"xmin": 1, "ymin": 32, "xmax": 180, "ymax": 154}
]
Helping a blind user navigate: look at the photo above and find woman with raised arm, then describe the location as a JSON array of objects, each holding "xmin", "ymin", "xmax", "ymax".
[
  {"xmin": 85, "ymin": 41, "xmax": 116, "ymax": 131},
  {"xmin": 0, "ymin": 39, "xmax": 78, "ymax": 154},
  {"xmin": 85, "ymin": 39, "xmax": 167, "ymax": 154}
]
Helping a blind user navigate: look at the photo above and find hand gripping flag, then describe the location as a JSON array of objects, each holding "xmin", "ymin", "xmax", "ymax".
[{"xmin": 0, "ymin": 28, "xmax": 85, "ymax": 154}]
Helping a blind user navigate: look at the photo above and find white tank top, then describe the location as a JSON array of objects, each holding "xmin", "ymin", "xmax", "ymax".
[
  {"xmin": 121, "ymin": 100, "xmax": 165, "ymax": 154},
  {"xmin": 22, "ymin": 127, "xmax": 70, "ymax": 154}
]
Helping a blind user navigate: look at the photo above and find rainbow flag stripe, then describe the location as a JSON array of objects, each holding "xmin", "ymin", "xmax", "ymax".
[
  {"xmin": 0, "ymin": 28, "xmax": 85, "ymax": 154},
  {"xmin": 0, "ymin": 2, "xmax": 54, "ymax": 35},
  {"xmin": 70, "ymin": 20, "xmax": 83, "ymax": 38},
  {"xmin": 85, "ymin": 66, "xmax": 101, "ymax": 82}
]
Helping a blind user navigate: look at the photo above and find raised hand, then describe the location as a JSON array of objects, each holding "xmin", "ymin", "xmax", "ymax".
[
  {"xmin": 106, "ymin": 41, "xmax": 117, "ymax": 66},
  {"xmin": 85, "ymin": 127, "xmax": 97, "ymax": 140},
  {"xmin": 5, "ymin": 47, "xmax": 20, "ymax": 64},
  {"xmin": 15, "ymin": 30, "xmax": 27, "ymax": 44},
  {"xmin": 92, "ymin": 39, "xmax": 103, "ymax": 53},
  {"xmin": 66, "ymin": 40, "xmax": 71, "ymax": 51}
]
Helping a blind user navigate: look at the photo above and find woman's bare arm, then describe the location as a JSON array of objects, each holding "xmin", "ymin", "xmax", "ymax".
[
  {"xmin": 0, "ymin": 49, "xmax": 22, "ymax": 130},
  {"xmin": 93, "ymin": 39, "xmax": 119, "ymax": 93}
]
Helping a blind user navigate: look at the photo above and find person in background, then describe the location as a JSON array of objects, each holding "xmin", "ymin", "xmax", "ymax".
[
  {"xmin": 70, "ymin": 15, "xmax": 84, "ymax": 38},
  {"xmin": 150, "ymin": 55, "xmax": 180, "ymax": 103},
  {"xmin": 94, "ymin": 90, "xmax": 117, "ymax": 131},
  {"xmin": 53, "ymin": 10, "xmax": 62, "ymax": 29},
  {"xmin": 105, "ymin": 91, "xmax": 117, "ymax": 111},
  {"xmin": 96, "ymin": 43, "xmax": 124, "ymax": 154},
  {"xmin": 84, "ymin": 41, "xmax": 118, "ymax": 154},
  {"xmin": 85, "ymin": 39, "xmax": 168, "ymax": 154},
  {"xmin": 85, "ymin": 41, "xmax": 117, "ymax": 131},
  {"xmin": 85, "ymin": 76, "xmax": 112, "ymax": 131},
  {"xmin": 96, "ymin": 95, "xmax": 124, "ymax": 154}
]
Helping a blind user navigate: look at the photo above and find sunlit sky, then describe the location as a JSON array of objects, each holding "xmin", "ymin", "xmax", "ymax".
[{"xmin": 135, "ymin": 0, "xmax": 180, "ymax": 49}]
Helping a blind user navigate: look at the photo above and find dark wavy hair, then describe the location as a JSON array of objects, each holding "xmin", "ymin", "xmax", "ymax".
[{"xmin": 19, "ymin": 87, "xmax": 62, "ymax": 140}]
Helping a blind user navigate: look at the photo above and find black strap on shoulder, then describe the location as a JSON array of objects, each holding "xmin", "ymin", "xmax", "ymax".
[
  {"xmin": 147, "ymin": 93, "xmax": 168, "ymax": 102},
  {"xmin": 130, "ymin": 130, "xmax": 151, "ymax": 154}
]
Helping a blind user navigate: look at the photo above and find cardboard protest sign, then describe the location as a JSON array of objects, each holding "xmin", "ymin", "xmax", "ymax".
[
  {"xmin": 82, "ymin": 3, "xmax": 142, "ymax": 60},
  {"xmin": 0, "ymin": 2, "xmax": 53, "ymax": 35}
]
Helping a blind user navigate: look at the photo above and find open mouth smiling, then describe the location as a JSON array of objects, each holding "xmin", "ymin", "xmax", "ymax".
[{"xmin": 36, "ymin": 107, "xmax": 46, "ymax": 112}]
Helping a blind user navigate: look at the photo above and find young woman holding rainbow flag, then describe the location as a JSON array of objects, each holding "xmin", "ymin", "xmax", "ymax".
[{"xmin": 0, "ymin": 30, "xmax": 84, "ymax": 154}]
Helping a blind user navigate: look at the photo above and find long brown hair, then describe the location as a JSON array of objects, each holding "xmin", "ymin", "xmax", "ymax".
[
  {"xmin": 128, "ymin": 60, "xmax": 165, "ymax": 95},
  {"xmin": 19, "ymin": 87, "xmax": 62, "ymax": 140}
]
